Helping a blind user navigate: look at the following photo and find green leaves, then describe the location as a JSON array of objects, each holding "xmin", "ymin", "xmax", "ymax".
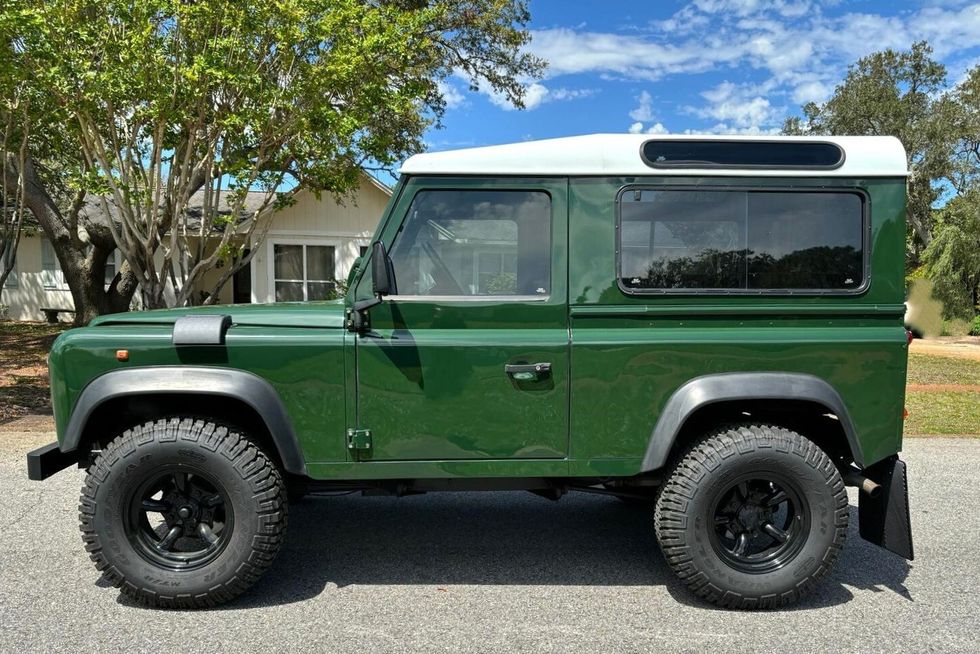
[{"xmin": 1, "ymin": 0, "xmax": 543, "ymax": 312}]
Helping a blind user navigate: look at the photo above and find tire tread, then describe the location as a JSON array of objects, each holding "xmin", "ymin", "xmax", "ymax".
[
  {"xmin": 654, "ymin": 424, "xmax": 848, "ymax": 610},
  {"xmin": 78, "ymin": 417, "xmax": 288, "ymax": 609}
]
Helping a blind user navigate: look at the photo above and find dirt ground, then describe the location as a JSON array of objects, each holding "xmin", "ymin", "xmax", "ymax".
[
  {"xmin": 0, "ymin": 322, "xmax": 66, "ymax": 423},
  {"xmin": 909, "ymin": 336, "xmax": 980, "ymax": 362}
]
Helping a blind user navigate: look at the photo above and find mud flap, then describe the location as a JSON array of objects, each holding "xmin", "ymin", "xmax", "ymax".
[{"xmin": 858, "ymin": 455, "xmax": 914, "ymax": 560}]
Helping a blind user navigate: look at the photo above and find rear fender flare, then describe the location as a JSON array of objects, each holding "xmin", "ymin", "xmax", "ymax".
[{"xmin": 642, "ymin": 372, "xmax": 862, "ymax": 472}]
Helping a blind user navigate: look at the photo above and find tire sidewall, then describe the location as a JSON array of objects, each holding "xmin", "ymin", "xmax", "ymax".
[
  {"xmin": 93, "ymin": 436, "xmax": 263, "ymax": 596},
  {"xmin": 678, "ymin": 440, "xmax": 840, "ymax": 598}
]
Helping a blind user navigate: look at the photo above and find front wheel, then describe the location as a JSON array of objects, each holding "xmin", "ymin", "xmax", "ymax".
[
  {"xmin": 79, "ymin": 418, "xmax": 288, "ymax": 608},
  {"xmin": 655, "ymin": 424, "xmax": 848, "ymax": 609}
]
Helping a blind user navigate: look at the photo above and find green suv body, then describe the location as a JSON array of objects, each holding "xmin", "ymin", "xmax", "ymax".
[{"xmin": 29, "ymin": 134, "xmax": 914, "ymax": 609}]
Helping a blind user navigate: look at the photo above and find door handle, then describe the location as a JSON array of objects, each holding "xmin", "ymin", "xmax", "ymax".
[{"xmin": 505, "ymin": 362, "xmax": 552, "ymax": 381}]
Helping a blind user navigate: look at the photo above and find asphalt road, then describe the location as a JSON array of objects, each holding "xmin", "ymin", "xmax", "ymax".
[{"xmin": 2, "ymin": 432, "xmax": 979, "ymax": 653}]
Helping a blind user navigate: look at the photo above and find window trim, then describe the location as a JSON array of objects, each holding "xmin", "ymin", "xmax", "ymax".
[
  {"xmin": 382, "ymin": 187, "xmax": 555, "ymax": 301},
  {"xmin": 267, "ymin": 237, "xmax": 340, "ymax": 303},
  {"xmin": 41, "ymin": 238, "xmax": 69, "ymax": 291},
  {"xmin": 615, "ymin": 184, "xmax": 871, "ymax": 297},
  {"xmin": 639, "ymin": 139, "xmax": 846, "ymax": 171}
]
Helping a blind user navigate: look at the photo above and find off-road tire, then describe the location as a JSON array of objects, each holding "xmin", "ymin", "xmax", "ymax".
[
  {"xmin": 654, "ymin": 424, "xmax": 848, "ymax": 609},
  {"xmin": 79, "ymin": 418, "xmax": 288, "ymax": 608}
]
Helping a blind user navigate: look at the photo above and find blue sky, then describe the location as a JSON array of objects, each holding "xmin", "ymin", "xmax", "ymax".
[{"xmin": 420, "ymin": 0, "xmax": 980, "ymax": 156}]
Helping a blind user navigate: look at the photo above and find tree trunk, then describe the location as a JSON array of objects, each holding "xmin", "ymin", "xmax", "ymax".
[{"xmin": 10, "ymin": 156, "xmax": 138, "ymax": 326}]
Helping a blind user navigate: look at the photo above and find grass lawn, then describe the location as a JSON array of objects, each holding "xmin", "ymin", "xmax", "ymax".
[
  {"xmin": 906, "ymin": 352, "xmax": 980, "ymax": 386},
  {"xmin": 904, "ymin": 350, "xmax": 980, "ymax": 436},
  {"xmin": 0, "ymin": 321, "xmax": 68, "ymax": 422},
  {"xmin": 0, "ymin": 321, "xmax": 977, "ymax": 436}
]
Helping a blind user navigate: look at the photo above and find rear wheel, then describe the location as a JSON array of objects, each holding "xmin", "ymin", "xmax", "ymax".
[
  {"xmin": 655, "ymin": 424, "xmax": 848, "ymax": 609},
  {"xmin": 79, "ymin": 417, "xmax": 287, "ymax": 608}
]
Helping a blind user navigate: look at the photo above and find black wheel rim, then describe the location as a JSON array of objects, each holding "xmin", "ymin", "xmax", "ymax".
[
  {"xmin": 124, "ymin": 466, "xmax": 234, "ymax": 571},
  {"xmin": 708, "ymin": 473, "xmax": 810, "ymax": 574}
]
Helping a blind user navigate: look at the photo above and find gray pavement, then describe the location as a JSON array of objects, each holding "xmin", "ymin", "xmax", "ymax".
[{"xmin": 1, "ymin": 433, "xmax": 979, "ymax": 653}]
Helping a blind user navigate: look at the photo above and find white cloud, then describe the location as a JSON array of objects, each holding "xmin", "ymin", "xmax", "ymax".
[
  {"xmin": 628, "ymin": 91, "xmax": 656, "ymax": 121},
  {"xmin": 487, "ymin": 82, "xmax": 595, "ymax": 111},
  {"xmin": 436, "ymin": 80, "xmax": 466, "ymax": 110},
  {"xmin": 524, "ymin": 2, "xmax": 980, "ymax": 130},
  {"xmin": 628, "ymin": 121, "xmax": 670, "ymax": 134},
  {"xmin": 691, "ymin": 81, "xmax": 783, "ymax": 131}
]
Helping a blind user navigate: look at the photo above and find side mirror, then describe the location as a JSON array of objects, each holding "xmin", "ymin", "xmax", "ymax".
[
  {"xmin": 348, "ymin": 241, "xmax": 393, "ymax": 333},
  {"xmin": 371, "ymin": 241, "xmax": 394, "ymax": 297}
]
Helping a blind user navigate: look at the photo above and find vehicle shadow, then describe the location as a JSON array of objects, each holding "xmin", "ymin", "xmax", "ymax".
[{"xmin": 116, "ymin": 494, "xmax": 911, "ymax": 611}]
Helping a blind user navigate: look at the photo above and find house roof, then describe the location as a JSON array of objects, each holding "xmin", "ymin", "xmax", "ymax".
[
  {"xmin": 400, "ymin": 134, "xmax": 909, "ymax": 178},
  {"xmin": 77, "ymin": 170, "xmax": 392, "ymax": 233}
]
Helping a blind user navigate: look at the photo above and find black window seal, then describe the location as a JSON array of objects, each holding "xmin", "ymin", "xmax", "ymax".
[
  {"xmin": 639, "ymin": 139, "xmax": 846, "ymax": 171},
  {"xmin": 614, "ymin": 184, "xmax": 872, "ymax": 297}
]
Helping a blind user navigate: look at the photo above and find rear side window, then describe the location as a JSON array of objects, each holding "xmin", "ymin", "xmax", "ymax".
[
  {"xmin": 618, "ymin": 189, "xmax": 865, "ymax": 293},
  {"xmin": 388, "ymin": 190, "xmax": 551, "ymax": 297}
]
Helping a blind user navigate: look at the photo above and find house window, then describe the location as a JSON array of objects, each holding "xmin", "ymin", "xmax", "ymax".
[
  {"xmin": 41, "ymin": 239, "xmax": 68, "ymax": 290},
  {"xmin": 618, "ymin": 188, "xmax": 865, "ymax": 293},
  {"xmin": 387, "ymin": 190, "xmax": 551, "ymax": 297},
  {"xmin": 104, "ymin": 250, "xmax": 119, "ymax": 289},
  {"xmin": 273, "ymin": 243, "xmax": 336, "ymax": 301}
]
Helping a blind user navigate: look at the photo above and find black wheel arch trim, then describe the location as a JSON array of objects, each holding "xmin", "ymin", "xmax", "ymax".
[
  {"xmin": 642, "ymin": 372, "xmax": 864, "ymax": 472},
  {"xmin": 61, "ymin": 366, "xmax": 307, "ymax": 475}
]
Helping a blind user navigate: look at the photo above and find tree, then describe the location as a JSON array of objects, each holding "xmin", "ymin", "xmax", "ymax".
[
  {"xmin": 783, "ymin": 42, "xmax": 969, "ymax": 266},
  {"xmin": 922, "ymin": 190, "xmax": 980, "ymax": 320},
  {"xmin": 0, "ymin": 0, "xmax": 544, "ymax": 323}
]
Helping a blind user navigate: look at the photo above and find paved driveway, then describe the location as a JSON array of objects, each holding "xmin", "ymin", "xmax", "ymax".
[{"xmin": 1, "ymin": 432, "xmax": 978, "ymax": 653}]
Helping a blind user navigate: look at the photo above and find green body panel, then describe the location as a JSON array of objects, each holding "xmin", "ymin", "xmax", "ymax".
[
  {"xmin": 351, "ymin": 177, "xmax": 570, "ymax": 462},
  {"xmin": 49, "ymin": 316, "xmax": 350, "ymax": 464},
  {"xmin": 565, "ymin": 176, "xmax": 909, "ymax": 470},
  {"xmin": 46, "ymin": 173, "xmax": 909, "ymax": 480}
]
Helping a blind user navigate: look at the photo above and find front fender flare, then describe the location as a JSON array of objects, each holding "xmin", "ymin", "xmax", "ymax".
[
  {"xmin": 61, "ymin": 366, "xmax": 307, "ymax": 475},
  {"xmin": 642, "ymin": 372, "xmax": 862, "ymax": 472}
]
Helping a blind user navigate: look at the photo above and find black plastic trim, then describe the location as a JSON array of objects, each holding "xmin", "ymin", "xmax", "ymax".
[
  {"xmin": 27, "ymin": 441, "xmax": 83, "ymax": 481},
  {"xmin": 172, "ymin": 314, "xmax": 232, "ymax": 346},
  {"xmin": 642, "ymin": 372, "xmax": 864, "ymax": 471},
  {"xmin": 60, "ymin": 366, "xmax": 307, "ymax": 475},
  {"xmin": 858, "ymin": 455, "xmax": 914, "ymax": 560}
]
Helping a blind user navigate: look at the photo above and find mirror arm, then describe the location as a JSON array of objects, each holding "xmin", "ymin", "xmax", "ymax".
[
  {"xmin": 347, "ymin": 295, "xmax": 383, "ymax": 333},
  {"xmin": 353, "ymin": 296, "xmax": 382, "ymax": 313}
]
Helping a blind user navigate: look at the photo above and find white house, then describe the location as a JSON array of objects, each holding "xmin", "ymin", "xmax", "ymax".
[{"xmin": 0, "ymin": 173, "xmax": 391, "ymax": 321}]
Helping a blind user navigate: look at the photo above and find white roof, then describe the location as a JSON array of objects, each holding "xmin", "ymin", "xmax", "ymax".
[{"xmin": 401, "ymin": 134, "xmax": 908, "ymax": 178}]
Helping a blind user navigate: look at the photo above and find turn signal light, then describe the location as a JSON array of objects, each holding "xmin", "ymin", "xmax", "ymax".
[{"xmin": 116, "ymin": 350, "xmax": 129, "ymax": 362}]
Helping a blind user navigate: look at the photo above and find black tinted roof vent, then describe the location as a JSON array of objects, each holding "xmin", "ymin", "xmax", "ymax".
[{"xmin": 640, "ymin": 140, "xmax": 845, "ymax": 170}]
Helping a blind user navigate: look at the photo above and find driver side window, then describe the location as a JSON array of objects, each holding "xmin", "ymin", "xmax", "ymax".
[{"xmin": 388, "ymin": 190, "xmax": 551, "ymax": 297}]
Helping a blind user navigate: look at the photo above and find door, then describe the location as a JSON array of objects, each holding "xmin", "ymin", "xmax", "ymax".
[{"xmin": 353, "ymin": 179, "xmax": 569, "ymax": 461}]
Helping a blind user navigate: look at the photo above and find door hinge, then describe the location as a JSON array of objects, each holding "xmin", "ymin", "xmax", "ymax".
[{"xmin": 347, "ymin": 428, "xmax": 372, "ymax": 451}]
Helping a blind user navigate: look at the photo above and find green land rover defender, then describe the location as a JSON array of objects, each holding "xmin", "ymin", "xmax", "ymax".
[{"xmin": 28, "ymin": 134, "xmax": 914, "ymax": 610}]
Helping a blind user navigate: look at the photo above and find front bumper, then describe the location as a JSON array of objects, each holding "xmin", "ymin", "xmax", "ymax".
[
  {"xmin": 858, "ymin": 455, "xmax": 914, "ymax": 560},
  {"xmin": 26, "ymin": 442, "xmax": 82, "ymax": 481}
]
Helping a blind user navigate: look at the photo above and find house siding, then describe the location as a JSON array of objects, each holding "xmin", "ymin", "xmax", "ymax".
[
  {"xmin": 1, "ymin": 174, "xmax": 390, "ymax": 321},
  {"xmin": 1, "ymin": 235, "xmax": 74, "ymax": 322},
  {"xmin": 250, "ymin": 175, "xmax": 389, "ymax": 304}
]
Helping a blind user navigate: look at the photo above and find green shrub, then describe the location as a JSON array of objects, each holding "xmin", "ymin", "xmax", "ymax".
[
  {"xmin": 941, "ymin": 318, "xmax": 971, "ymax": 337},
  {"xmin": 970, "ymin": 315, "xmax": 980, "ymax": 337}
]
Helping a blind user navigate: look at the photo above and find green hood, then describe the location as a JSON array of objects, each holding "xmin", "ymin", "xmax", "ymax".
[{"xmin": 88, "ymin": 300, "xmax": 347, "ymax": 329}]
